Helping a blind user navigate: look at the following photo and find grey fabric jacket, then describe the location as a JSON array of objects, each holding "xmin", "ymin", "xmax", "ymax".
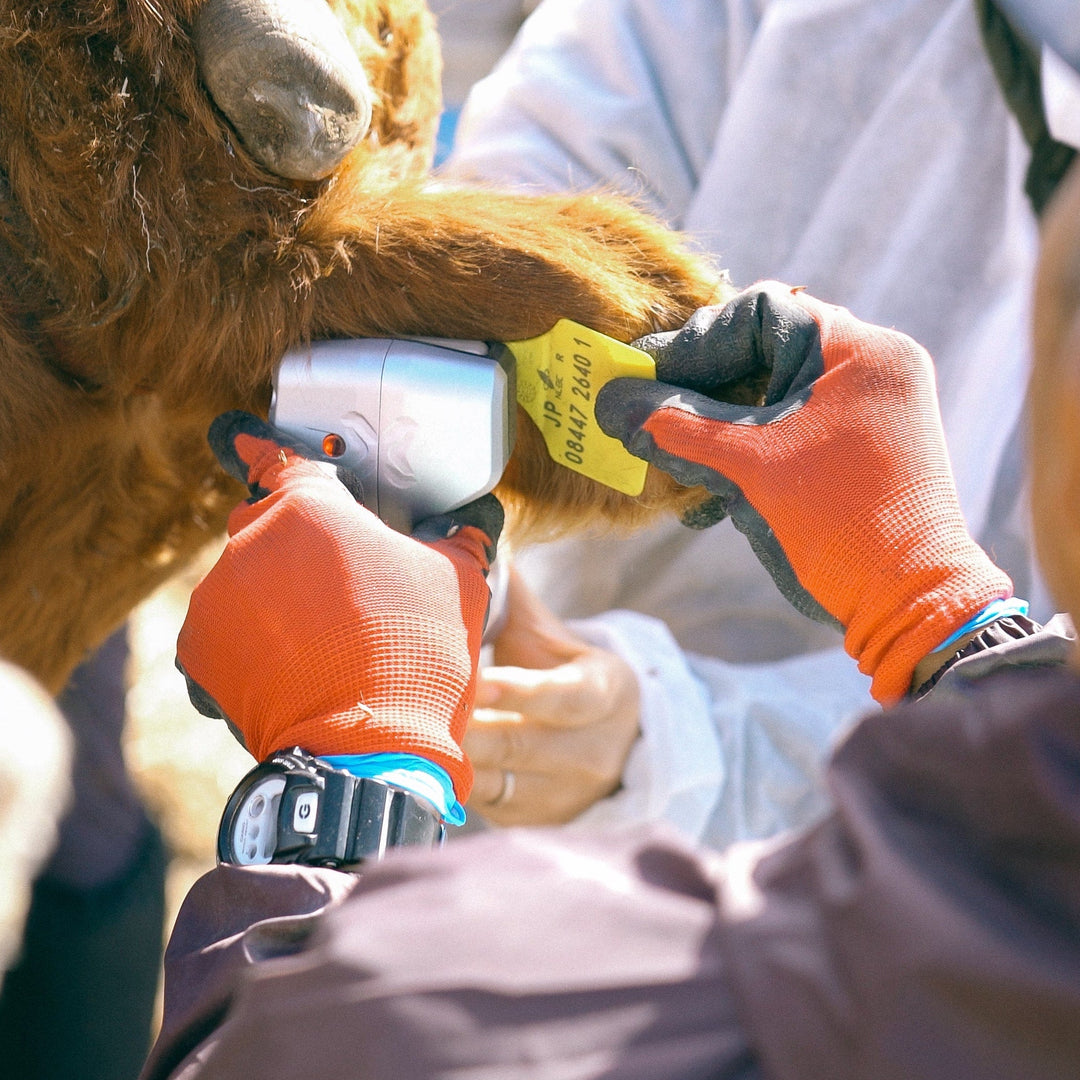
[{"xmin": 141, "ymin": 619, "xmax": 1080, "ymax": 1080}]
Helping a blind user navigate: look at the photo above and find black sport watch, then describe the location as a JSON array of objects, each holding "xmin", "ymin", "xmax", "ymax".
[{"xmin": 217, "ymin": 746, "xmax": 445, "ymax": 870}]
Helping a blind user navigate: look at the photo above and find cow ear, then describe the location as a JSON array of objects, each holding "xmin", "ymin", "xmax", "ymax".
[{"xmin": 193, "ymin": 0, "xmax": 372, "ymax": 181}]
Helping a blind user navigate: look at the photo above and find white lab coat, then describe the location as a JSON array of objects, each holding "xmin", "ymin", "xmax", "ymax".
[{"xmin": 448, "ymin": 0, "xmax": 1049, "ymax": 848}]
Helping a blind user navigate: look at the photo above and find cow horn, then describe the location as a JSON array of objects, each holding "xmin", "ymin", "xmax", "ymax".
[{"xmin": 193, "ymin": 0, "xmax": 373, "ymax": 181}]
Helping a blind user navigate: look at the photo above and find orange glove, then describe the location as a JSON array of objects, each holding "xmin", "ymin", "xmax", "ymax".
[
  {"xmin": 176, "ymin": 412, "xmax": 502, "ymax": 804},
  {"xmin": 596, "ymin": 282, "xmax": 1013, "ymax": 704}
]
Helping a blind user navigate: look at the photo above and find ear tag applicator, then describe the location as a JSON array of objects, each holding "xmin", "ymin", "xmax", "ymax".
[{"xmin": 506, "ymin": 319, "xmax": 656, "ymax": 496}]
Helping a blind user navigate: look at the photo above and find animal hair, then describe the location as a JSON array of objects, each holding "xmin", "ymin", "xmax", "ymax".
[{"xmin": 0, "ymin": 0, "xmax": 753, "ymax": 692}]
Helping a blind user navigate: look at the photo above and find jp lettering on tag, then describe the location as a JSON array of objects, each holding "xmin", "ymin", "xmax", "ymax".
[{"xmin": 506, "ymin": 319, "xmax": 656, "ymax": 495}]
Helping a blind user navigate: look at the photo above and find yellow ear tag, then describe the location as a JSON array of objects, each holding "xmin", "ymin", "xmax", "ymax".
[{"xmin": 506, "ymin": 319, "xmax": 656, "ymax": 496}]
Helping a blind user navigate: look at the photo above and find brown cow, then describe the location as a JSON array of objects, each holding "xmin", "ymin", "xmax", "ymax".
[{"xmin": 0, "ymin": 0, "xmax": 747, "ymax": 693}]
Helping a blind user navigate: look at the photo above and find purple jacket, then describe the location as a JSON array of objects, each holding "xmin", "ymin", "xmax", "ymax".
[{"xmin": 142, "ymin": 620, "xmax": 1080, "ymax": 1080}]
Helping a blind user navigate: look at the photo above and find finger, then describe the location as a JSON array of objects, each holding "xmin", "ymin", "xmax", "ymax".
[
  {"xmin": 489, "ymin": 563, "xmax": 589, "ymax": 669},
  {"xmin": 679, "ymin": 493, "xmax": 729, "ymax": 530},
  {"xmin": 632, "ymin": 299, "xmax": 763, "ymax": 389},
  {"xmin": 467, "ymin": 763, "xmax": 509, "ymax": 808},
  {"xmin": 465, "ymin": 764, "xmax": 568, "ymax": 826},
  {"xmin": 475, "ymin": 663, "xmax": 598, "ymax": 727},
  {"xmin": 173, "ymin": 657, "xmax": 227, "ymax": 722},
  {"xmin": 462, "ymin": 707, "xmax": 529, "ymax": 771},
  {"xmin": 594, "ymin": 376, "xmax": 714, "ymax": 447},
  {"xmin": 208, "ymin": 410, "xmax": 311, "ymax": 488},
  {"xmin": 466, "ymin": 763, "xmax": 615, "ymax": 827},
  {"xmin": 594, "ymin": 380, "xmax": 750, "ymax": 493},
  {"xmin": 413, "ymin": 492, "xmax": 505, "ymax": 568},
  {"xmin": 445, "ymin": 492, "xmax": 505, "ymax": 553},
  {"xmin": 633, "ymin": 282, "xmax": 824, "ymax": 405},
  {"xmin": 464, "ymin": 707, "xmax": 584, "ymax": 774}
]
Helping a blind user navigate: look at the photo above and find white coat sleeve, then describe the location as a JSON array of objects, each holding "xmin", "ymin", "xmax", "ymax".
[
  {"xmin": 445, "ymin": 0, "xmax": 741, "ymax": 227},
  {"xmin": 561, "ymin": 610, "xmax": 873, "ymax": 851}
]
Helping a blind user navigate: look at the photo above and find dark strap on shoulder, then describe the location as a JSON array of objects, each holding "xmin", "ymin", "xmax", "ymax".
[{"xmin": 975, "ymin": 0, "xmax": 1077, "ymax": 216}]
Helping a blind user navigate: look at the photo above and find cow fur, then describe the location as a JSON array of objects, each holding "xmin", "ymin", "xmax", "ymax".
[{"xmin": 0, "ymin": 0, "xmax": 744, "ymax": 692}]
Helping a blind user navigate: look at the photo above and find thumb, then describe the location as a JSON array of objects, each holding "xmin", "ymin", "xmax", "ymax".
[
  {"xmin": 475, "ymin": 662, "xmax": 588, "ymax": 723},
  {"xmin": 209, "ymin": 410, "xmax": 368, "ymax": 504},
  {"xmin": 631, "ymin": 300, "xmax": 766, "ymax": 390},
  {"xmin": 489, "ymin": 563, "xmax": 589, "ymax": 670},
  {"xmin": 595, "ymin": 377, "xmax": 767, "ymax": 469},
  {"xmin": 208, "ymin": 411, "xmax": 308, "ymax": 490},
  {"xmin": 210, "ymin": 411, "xmax": 371, "ymax": 541},
  {"xmin": 593, "ymin": 376, "xmax": 687, "ymax": 450},
  {"xmin": 412, "ymin": 493, "xmax": 505, "ymax": 573}
]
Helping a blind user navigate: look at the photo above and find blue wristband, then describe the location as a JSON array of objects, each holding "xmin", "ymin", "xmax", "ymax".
[
  {"xmin": 321, "ymin": 753, "xmax": 467, "ymax": 827},
  {"xmin": 933, "ymin": 597, "xmax": 1030, "ymax": 654}
]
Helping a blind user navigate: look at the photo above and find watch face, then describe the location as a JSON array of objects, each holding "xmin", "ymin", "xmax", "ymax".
[
  {"xmin": 229, "ymin": 774, "xmax": 287, "ymax": 865},
  {"xmin": 220, "ymin": 747, "xmax": 446, "ymax": 869}
]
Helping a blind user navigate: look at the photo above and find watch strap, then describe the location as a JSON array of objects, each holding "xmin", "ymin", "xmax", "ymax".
[{"xmin": 219, "ymin": 747, "xmax": 445, "ymax": 869}]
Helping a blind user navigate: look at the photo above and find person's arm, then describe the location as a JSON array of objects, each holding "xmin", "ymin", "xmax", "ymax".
[
  {"xmin": 449, "ymin": 0, "xmax": 871, "ymax": 846},
  {"xmin": 142, "ymin": 820, "xmax": 763, "ymax": 1080},
  {"xmin": 140, "ymin": 863, "xmax": 359, "ymax": 1080},
  {"xmin": 716, "ymin": 637, "xmax": 1080, "ymax": 1080},
  {"xmin": 465, "ymin": 278, "xmax": 1024, "ymax": 846},
  {"xmin": 446, "ymin": 0, "xmax": 738, "ymax": 226},
  {"xmin": 467, "ymin": 565, "xmax": 869, "ymax": 847},
  {"xmin": 174, "ymin": 411, "xmax": 502, "ymax": 823},
  {"xmin": 142, "ymin": 627, "xmax": 1078, "ymax": 1080},
  {"xmin": 138, "ymin": 409, "xmax": 502, "ymax": 1078},
  {"xmin": 144, "ymin": 287, "xmax": 1072, "ymax": 1078},
  {"xmin": 598, "ymin": 281, "xmax": 1021, "ymax": 704}
]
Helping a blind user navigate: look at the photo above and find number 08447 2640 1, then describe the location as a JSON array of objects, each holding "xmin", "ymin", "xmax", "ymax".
[
  {"xmin": 564, "ymin": 343, "xmax": 594, "ymax": 464},
  {"xmin": 507, "ymin": 318, "xmax": 655, "ymax": 496}
]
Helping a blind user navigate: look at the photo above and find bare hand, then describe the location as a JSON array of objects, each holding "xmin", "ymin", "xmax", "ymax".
[{"xmin": 464, "ymin": 565, "xmax": 640, "ymax": 826}]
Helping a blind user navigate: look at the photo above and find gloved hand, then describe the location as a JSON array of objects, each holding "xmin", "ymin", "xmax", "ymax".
[
  {"xmin": 175, "ymin": 411, "xmax": 502, "ymax": 805},
  {"xmin": 596, "ymin": 281, "xmax": 1013, "ymax": 704}
]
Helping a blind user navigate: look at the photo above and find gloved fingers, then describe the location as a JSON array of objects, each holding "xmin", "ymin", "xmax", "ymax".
[
  {"xmin": 630, "ymin": 302, "xmax": 749, "ymax": 387},
  {"xmin": 678, "ymin": 493, "xmax": 729, "ymax": 530},
  {"xmin": 209, "ymin": 410, "xmax": 313, "ymax": 489},
  {"xmin": 208, "ymin": 410, "xmax": 368, "ymax": 504},
  {"xmin": 412, "ymin": 492, "xmax": 505, "ymax": 570},
  {"xmin": 172, "ymin": 656, "xmax": 257, "ymax": 753},
  {"xmin": 594, "ymin": 375, "xmax": 765, "ymax": 482},
  {"xmin": 474, "ymin": 660, "xmax": 602, "ymax": 728},
  {"xmin": 631, "ymin": 281, "xmax": 826, "ymax": 405}
]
